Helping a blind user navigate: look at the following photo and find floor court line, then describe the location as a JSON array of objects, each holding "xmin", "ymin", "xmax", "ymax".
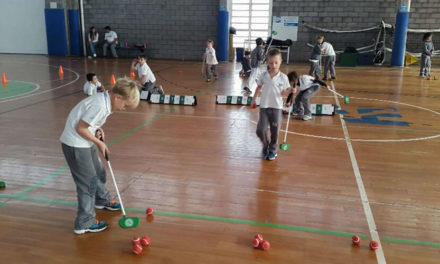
[{"xmin": 331, "ymin": 81, "xmax": 387, "ymax": 264}]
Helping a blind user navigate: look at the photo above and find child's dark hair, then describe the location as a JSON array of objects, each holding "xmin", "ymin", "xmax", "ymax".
[
  {"xmin": 138, "ymin": 54, "xmax": 146, "ymax": 60},
  {"xmin": 287, "ymin": 71, "xmax": 298, "ymax": 82},
  {"xmin": 105, "ymin": 26, "xmax": 111, "ymax": 30},
  {"xmin": 207, "ymin": 39, "xmax": 214, "ymax": 44},
  {"xmin": 256, "ymin": 37, "xmax": 264, "ymax": 46},
  {"xmin": 86, "ymin": 73, "xmax": 96, "ymax": 82},
  {"xmin": 423, "ymin": 32, "xmax": 433, "ymax": 41},
  {"xmin": 245, "ymin": 50, "xmax": 251, "ymax": 56},
  {"xmin": 267, "ymin": 48, "xmax": 281, "ymax": 58},
  {"xmin": 317, "ymin": 35, "xmax": 325, "ymax": 40}
]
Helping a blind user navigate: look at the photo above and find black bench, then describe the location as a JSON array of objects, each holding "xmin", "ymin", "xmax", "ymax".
[{"xmin": 93, "ymin": 42, "xmax": 151, "ymax": 58}]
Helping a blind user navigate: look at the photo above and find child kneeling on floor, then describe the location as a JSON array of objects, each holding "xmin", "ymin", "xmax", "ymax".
[
  {"xmin": 60, "ymin": 77, "xmax": 140, "ymax": 235},
  {"xmin": 131, "ymin": 54, "xmax": 164, "ymax": 94}
]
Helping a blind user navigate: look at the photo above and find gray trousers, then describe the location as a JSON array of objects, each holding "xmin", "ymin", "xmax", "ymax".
[
  {"xmin": 206, "ymin": 64, "xmax": 217, "ymax": 80},
  {"xmin": 323, "ymin": 55, "xmax": 336, "ymax": 78},
  {"xmin": 61, "ymin": 143, "xmax": 111, "ymax": 230},
  {"xmin": 142, "ymin": 81, "xmax": 163, "ymax": 94},
  {"xmin": 295, "ymin": 84, "xmax": 320, "ymax": 115},
  {"xmin": 256, "ymin": 108, "xmax": 282, "ymax": 153},
  {"xmin": 309, "ymin": 60, "xmax": 320, "ymax": 79},
  {"xmin": 103, "ymin": 42, "xmax": 118, "ymax": 58},
  {"xmin": 420, "ymin": 54, "xmax": 431, "ymax": 76}
]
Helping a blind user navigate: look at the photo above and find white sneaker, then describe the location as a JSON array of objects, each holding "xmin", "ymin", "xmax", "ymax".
[
  {"xmin": 158, "ymin": 85, "xmax": 164, "ymax": 94},
  {"xmin": 87, "ymin": 56, "xmax": 92, "ymax": 59},
  {"xmin": 302, "ymin": 114, "xmax": 313, "ymax": 121},
  {"xmin": 93, "ymin": 54, "xmax": 97, "ymax": 58}
]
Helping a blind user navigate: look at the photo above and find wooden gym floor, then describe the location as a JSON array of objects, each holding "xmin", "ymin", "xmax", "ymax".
[{"xmin": 0, "ymin": 54, "xmax": 439, "ymax": 263}]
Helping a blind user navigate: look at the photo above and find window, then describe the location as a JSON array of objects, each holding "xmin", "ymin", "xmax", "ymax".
[{"xmin": 231, "ymin": 0, "xmax": 272, "ymax": 49}]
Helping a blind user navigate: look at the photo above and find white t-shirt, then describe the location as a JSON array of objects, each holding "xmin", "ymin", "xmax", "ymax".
[
  {"xmin": 322, "ymin": 42, "xmax": 335, "ymax": 56},
  {"xmin": 257, "ymin": 71, "xmax": 290, "ymax": 109},
  {"xmin": 104, "ymin": 31, "xmax": 117, "ymax": 43},
  {"xmin": 88, "ymin": 33, "xmax": 99, "ymax": 43},
  {"xmin": 83, "ymin": 81, "xmax": 102, "ymax": 96},
  {"xmin": 296, "ymin": 75, "xmax": 316, "ymax": 91},
  {"xmin": 135, "ymin": 63, "xmax": 156, "ymax": 84},
  {"xmin": 205, "ymin": 47, "xmax": 218, "ymax": 65},
  {"xmin": 60, "ymin": 91, "xmax": 112, "ymax": 148}
]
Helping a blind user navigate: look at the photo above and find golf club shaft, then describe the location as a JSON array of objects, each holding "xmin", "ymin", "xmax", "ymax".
[
  {"xmin": 106, "ymin": 160, "xmax": 127, "ymax": 216},
  {"xmin": 326, "ymin": 85, "xmax": 344, "ymax": 98},
  {"xmin": 283, "ymin": 105, "xmax": 292, "ymax": 142}
]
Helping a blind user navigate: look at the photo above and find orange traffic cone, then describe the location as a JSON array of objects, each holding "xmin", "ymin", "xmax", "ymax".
[
  {"xmin": 58, "ymin": 66, "xmax": 64, "ymax": 76},
  {"xmin": 110, "ymin": 74, "xmax": 116, "ymax": 86},
  {"xmin": 2, "ymin": 73, "xmax": 7, "ymax": 85},
  {"xmin": 1, "ymin": 73, "xmax": 7, "ymax": 89},
  {"xmin": 130, "ymin": 71, "xmax": 136, "ymax": 80}
]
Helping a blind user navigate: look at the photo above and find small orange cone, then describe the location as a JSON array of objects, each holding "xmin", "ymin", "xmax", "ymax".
[
  {"xmin": 58, "ymin": 66, "xmax": 64, "ymax": 76},
  {"xmin": 110, "ymin": 74, "xmax": 116, "ymax": 86},
  {"xmin": 1, "ymin": 73, "xmax": 7, "ymax": 85},
  {"xmin": 130, "ymin": 71, "xmax": 136, "ymax": 80}
]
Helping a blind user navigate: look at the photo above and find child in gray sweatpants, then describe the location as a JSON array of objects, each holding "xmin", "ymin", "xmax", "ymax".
[
  {"xmin": 60, "ymin": 78, "xmax": 140, "ymax": 235},
  {"xmin": 251, "ymin": 49, "xmax": 293, "ymax": 161},
  {"xmin": 309, "ymin": 36, "xmax": 324, "ymax": 79},
  {"xmin": 285, "ymin": 71, "xmax": 328, "ymax": 121},
  {"xmin": 420, "ymin": 32, "xmax": 434, "ymax": 78}
]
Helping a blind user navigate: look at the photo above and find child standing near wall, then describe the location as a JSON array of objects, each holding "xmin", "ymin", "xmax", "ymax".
[
  {"xmin": 309, "ymin": 36, "xmax": 324, "ymax": 79},
  {"xmin": 203, "ymin": 40, "xmax": 219, "ymax": 82},
  {"xmin": 243, "ymin": 38, "xmax": 266, "ymax": 94},
  {"xmin": 420, "ymin": 32, "xmax": 434, "ymax": 79},
  {"xmin": 321, "ymin": 40, "xmax": 336, "ymax": 81},
  {"xmin": 240, "ymin": 50, "xmax": 252, "ymax": 78}
]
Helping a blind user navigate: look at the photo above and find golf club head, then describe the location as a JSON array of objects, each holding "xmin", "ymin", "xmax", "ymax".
[
  {"xmin": 280, "ymin": 143, "xmax": 290, "ymax": 151},
  {"xmin": 119, "ymin": 216, "xmax": 140, "ymax": 228}
]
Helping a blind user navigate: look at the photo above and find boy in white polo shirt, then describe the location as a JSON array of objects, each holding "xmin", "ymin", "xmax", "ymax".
[
  {"xmin": 251, "ymin": 49, "xmax": 294, "ymax": 161},
  {"xmin": 130, "ymin": 54, "xmax": 163, "ymax": 94},
  {"xmin": 83, "ymin": 73, "xmax": 104, "ymax": 96},
  {"xmin": 60, "ymin": 77, "xmax": 139, "ymax": 234},
  {"xmin": 321, "ymin": 40, "xmax": 336, "ymax": 80},
  {"xmin": 203, "ymin": 39, "xmax": 219, "ymax": 82},
  {"xmin": 103, "ymin": 26, "xmax": 118, "ymax": 58}
]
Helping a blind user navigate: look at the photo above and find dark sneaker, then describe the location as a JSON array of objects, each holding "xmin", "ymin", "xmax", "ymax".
[
  {"xmin": 74, "ymin": 220, "xmax": 108, "ymax": 235},
  {"xmin": 331, "ymin": 77, "xmax": 336, "ymax": 80},
  {"xmin": 266, "ymin": 152, "xmax": 277, "ymax": 161},
  {"xmin": 322, "ymin": 77, "xmax": 327, "ymax": 81},
  {"xmin": 95, "ymin": 200, "xmax": 121, "ymax": 211},
  {"xmin": 262, "ymin": 147, "xmax": 269, "ymax": 159}
]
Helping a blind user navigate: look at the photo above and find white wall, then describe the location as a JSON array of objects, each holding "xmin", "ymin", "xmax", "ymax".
[{"xmin": 0, "ymin": 0, "xmax": 48, "ymax": 54}]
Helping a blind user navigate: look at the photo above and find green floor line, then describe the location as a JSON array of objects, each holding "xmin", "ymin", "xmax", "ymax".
[
  {"xmin": 16, "ymin": 166, "xmax": 69, "ymax": 197},
  {"xmin": 1, "ymin": 192, "xmax": 439, "ymax": 248},
  {"xmin": 128, "ymin": 208, "xmax": 365, "ymax": 238}
]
